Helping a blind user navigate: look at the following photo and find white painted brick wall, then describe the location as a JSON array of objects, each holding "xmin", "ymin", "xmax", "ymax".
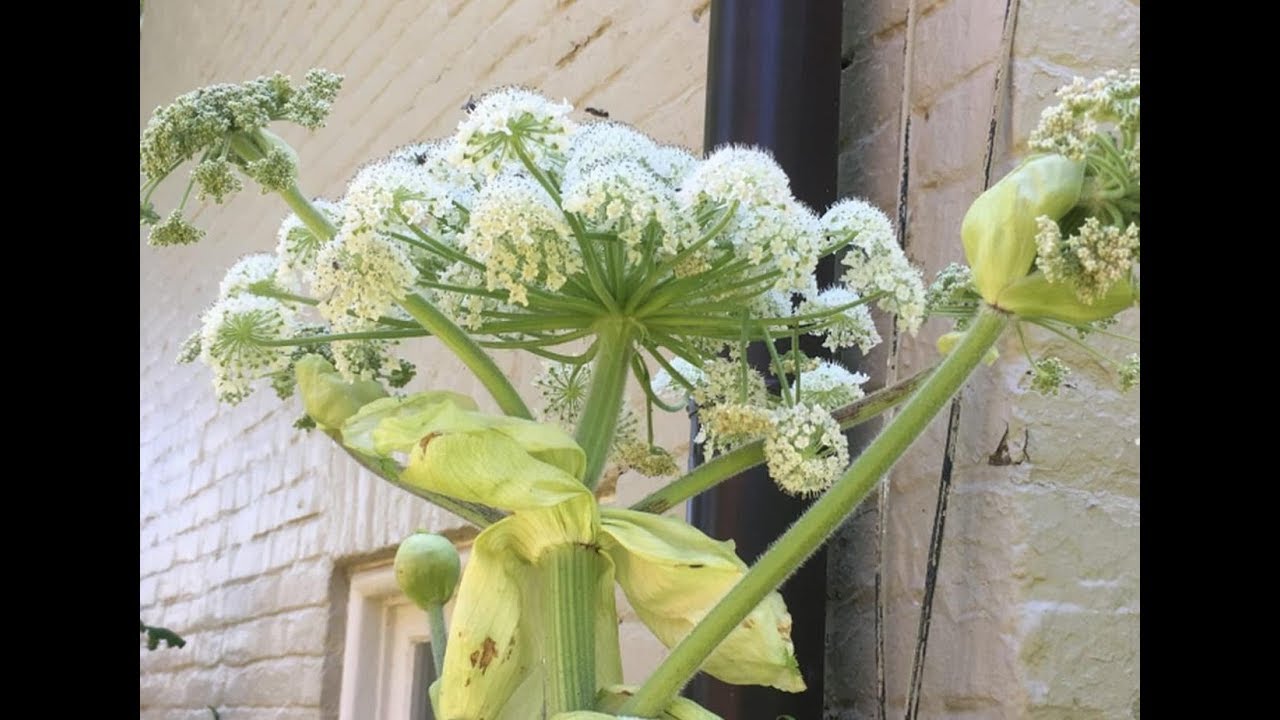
[
  {"xmin": 140, "ymin": 2, "xmax": 708, "ymax": 717},
  {"xmin": 830, "ymin": 0, "xmax": 1139, "ymax": 718}
]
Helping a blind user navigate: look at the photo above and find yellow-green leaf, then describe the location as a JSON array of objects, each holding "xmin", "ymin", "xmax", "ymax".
[
  {"xmin": 294, "ymin": 355, "xmax": 388, "ymax": 432},
  {"xmin": 437, "ymin": 522, "xmax": 534, "ymax": 720},
  {"xmin": 996, "ymin": 271, "xmax": 1136, "ymax": 323},
  {"xmin": 341, "ymin": 391, "xmax": 477, "ymax": 456},
  {"xmin": 599, "ymin": 509, "xmax": 805, "ymax": 693}
]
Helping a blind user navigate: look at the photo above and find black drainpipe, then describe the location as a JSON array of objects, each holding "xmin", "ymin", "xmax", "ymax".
[{"xmin": 686, "ymin": 1, "xmax": 842, "ymax": 718}]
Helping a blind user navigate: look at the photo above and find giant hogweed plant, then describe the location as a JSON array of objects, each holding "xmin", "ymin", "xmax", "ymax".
[{"xmin": 140, "ymin": 68, "xmax": 1139, "ymax": 719}]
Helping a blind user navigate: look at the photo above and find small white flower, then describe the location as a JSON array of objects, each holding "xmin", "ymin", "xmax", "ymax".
[
  {"xmin": 199, "ymin": 295, "xmax": 298, "ymax": 404},
  {"xmin": 691, "ymin": 357, "xmax": 768, "ymax": 409},
  {"xmin": 793, "ymin": 360, "xmax": 868, "ymax": 410},
  {"xmin": 798, "ymin": 286, "xmax": 881, "ymax": 354},
  {"xmin": 561, "ymin": 159, "xmax": 694, "ymax": 261},
  {"xmin": 563, "ymin": 122, "xmax": 697, "ymax": 188},
  {"xmin": 678, "ymin": 144, "xmax": 793, "ymax": 209},
  {"xmin": 460, "ymin": 172, "xmax": 579, "ymax": 305},
  {"xmin": 342, "ymin": 159, "xmax": 461, "ymax": 240},
  {"xmin": 1030, "ymin": 69, "xmax": 1140, "ymax": 162},
  {"xmin": 697, "ymin": 402, "xmax": 774, "ymax": 457},
  {"xmin": 764, "ymin": 403, "xmax": 849, "ymax": 497},
  {"xmin": 219, "ymin": 253, "xmax": 280, "ymax": 299},
  {"xmin": 1035, "ymin": 215, "xmax": 1140, "ymax": 305},
  {"xmin": 451, "ymin": 87, "xmax": 575, "ymax": 176},
  {"xmin": 312, "ymin": 229, "xmax": 418, "ymax": 325},
  {"xmin": 326, "ymin": 314, "xmax": 404, "ymax": 383},
  {"xmin": 825, "ymin": 198, "xmax": 926, "ymax": 334}
]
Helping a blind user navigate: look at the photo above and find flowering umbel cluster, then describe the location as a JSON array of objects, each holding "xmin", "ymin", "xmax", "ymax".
[
  {"xmin": 139, "ymin": 69, "xmax": 343, "ymax": 246},
  {"xmin": 147, "ymin": 81, "xmax": 926, "ymax": 496}
]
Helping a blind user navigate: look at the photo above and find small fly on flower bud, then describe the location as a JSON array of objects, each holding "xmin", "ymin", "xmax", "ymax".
[
  {"xmin": 584, "ymin": 106, "xmax": 610, "ymax": 118},
  {"xmin": 461, "ymin": 95, "xmax": 477, "ymax": 113}
]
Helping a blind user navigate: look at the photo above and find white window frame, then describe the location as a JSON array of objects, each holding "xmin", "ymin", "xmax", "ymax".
[{"xmin": 338, "ymin": 552, "xmax": 465, "ymax": 720}]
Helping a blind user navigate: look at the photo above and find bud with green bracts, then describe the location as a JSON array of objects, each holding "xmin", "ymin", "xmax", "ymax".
[
  {"xmin": 599, "ymin": 509, "xmax": 805, "ymax": 692},
  {"xmin": 961, "ymin": 154, "xmax": 1084, "ymax": 304},
  {"xmin": 294, "ymin": 355, "xmax": 388, "ymax": 431},
  {"xmin": 395, "ymin": 532, "xmax": 461, "ymax": 609}
]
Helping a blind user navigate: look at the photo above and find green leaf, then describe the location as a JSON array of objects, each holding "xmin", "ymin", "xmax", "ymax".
[
  {"xmin": 294, "ymin": 355, "xmax": 389, "ymax": 432},
  {"xmin": 996, "ymin": 271, "xmax": 1136, "ymax": 323},
  {"xmin": 598, "ymin": 509, "xmax": 805, "ymax": 692}
]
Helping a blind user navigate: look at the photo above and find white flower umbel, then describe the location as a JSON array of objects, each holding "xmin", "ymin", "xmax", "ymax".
[
  {"xmin": 312, "ymin": 228, "xmax": 417, "ymax": 324},
  {"xmin": 690, "ymin": 357, "xmax": 768, "ymax": 409},
  {"xmin": 198, "ymin": 295, "xmax": 297, "ymax": 404},
  {"xmin": 562, "ymin": 159, "xmax": 694, "ymax": 261},
  {"xmin": 534, "ymin": 361, "xmax": 594, "ymax": 428},
  {"xmin": 449, "ymin": 87, "xmax": 574, "ymax": 176},
  {"xmin": 1035, "ymin": 215, "xmax": 1140, "ymax": 305},
  {"xmin": 738, "ymin": 201, "xmax": 825, "ymax": 293},
  {"xmin": 275, "ymin": 199, "xmax": 343, "ymax": 289},
  {"xmin": 342, "ymin": 159, "xmax": 463, "ymax": 242},
  {"xmin": 1030, "ymin": 69, "xmax": 1140, "ymax": 166},
  {"xmin": 697, "ymin": 402, "xmax": 774, "ymax": 458},
  {"xmin": 563, "ymin": 122, "xmax": 697, "ymax": 189},
  {"xmin": 824, "ymin": 198, "xmax": 926, "ymax": 334},
  {"xmin": 798, "ymin": 286, "xmax": 881, "ymax": 354},
  {"xmin": 764, "ymin": 402, "xmax": 849, "ymax": 498},
  {"xmin": 459, "ymin": 173, "xmax": 579, "ymax": 306},
  {"xmin": 679, "ymin": 144, "xmax": 792, "ymax": 209},
  {"xmin": 219, "ymin": 253, "xmax": 280, "ymax": 299},
  {"xmin": 792, "ymin": 360, "xmax": 868, "ymax": 411}
]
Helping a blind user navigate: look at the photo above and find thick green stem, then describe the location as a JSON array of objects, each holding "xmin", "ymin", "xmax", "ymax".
[
  {"xmin": 398, "ymin": 294, "xmax": 533, "ymax": 419},
  {"xmin": 427, "ymin": 602, "xmax": 448, "ymax": 678},
  {"xmin": 541, "ymin": 545, "xmax": 605, "ymax": 714},
  {"xmin": 280, "ymin": 182, "xmax": 338, "ymax": 240},
  {"xmin": 621, "ymin": 305, "xmax": 1009, "ymax": 716},
  {"xmin": 229, "ymin": 131, "xmax": 338, "ymax": 242},
  {"xmin": 628, "ymin": 365, "xmax": 936, "ymax": 515},
  {"xmin": 575, "ymin": 318, "xmax": 635, "ymax": 489}
]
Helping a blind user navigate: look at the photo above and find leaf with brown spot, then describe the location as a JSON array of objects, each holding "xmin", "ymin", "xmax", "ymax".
[{"xmin": 474, "ymin": 637, "xmax": 499, "ymax": 673}]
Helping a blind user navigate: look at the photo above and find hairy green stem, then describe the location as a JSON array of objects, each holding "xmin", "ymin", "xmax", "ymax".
[
  {"xmin": 427, "ymin": 602, "xmax": 448, "ymax": 678},
  {"xmin": 541, "ymin": 545, "xmax": 605, "ymax": 714},
  {"xmin": 399, "ymin": 294, "xmax": 533, "ymax": 419},
  {"xmin": 575, "ymin": 318, "xmax": 635, "ymax": 489},
  {"xmin": 621, "ymin": 305, "xmax": 1009, "ymax": 715},
  {"xmin": 628, "ymin": 365, "xmax": 936, "ymax": 515}
]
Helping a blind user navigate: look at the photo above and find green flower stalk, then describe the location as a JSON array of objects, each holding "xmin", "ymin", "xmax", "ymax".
[{"xmin": 395, "ymin": 532, "xmax": 461, "ymax": 674}]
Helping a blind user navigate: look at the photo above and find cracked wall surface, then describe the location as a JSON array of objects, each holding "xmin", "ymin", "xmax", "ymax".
[{"xmin": 825, "ymin": 1, "xmax": 1139, "ymax": 718}]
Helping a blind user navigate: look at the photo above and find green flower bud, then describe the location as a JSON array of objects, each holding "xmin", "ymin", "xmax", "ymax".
[
  {"xmin": 961, "ymin": 154, "xmax": 1084, "ymax": 303},
  {"xmin": 294, "ymin": 355, "xmax": 388, "ymax": 432},
  {"xmin": 394, "ymin": 532, "xmax": 461, "ymax": 609}
]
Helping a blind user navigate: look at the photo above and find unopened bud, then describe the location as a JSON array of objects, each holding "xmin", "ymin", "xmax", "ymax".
[{"xmin": 394, "ymin": 532, "xmax": 461, "ymax": 609}]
